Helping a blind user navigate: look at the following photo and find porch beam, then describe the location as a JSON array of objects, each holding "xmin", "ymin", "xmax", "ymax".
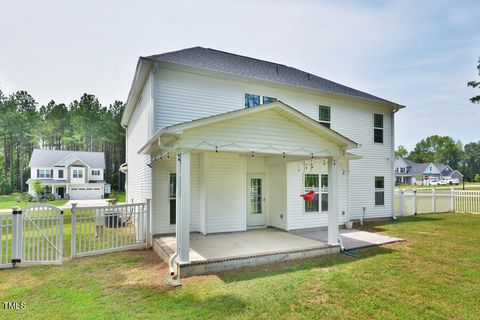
[
  {"xmin": 327, "ymin": 158, "xmax": 339, "ymax": 246},
  {"xmin": 176, "ymin": 152, "xmax": 191, "ymax": 264}
]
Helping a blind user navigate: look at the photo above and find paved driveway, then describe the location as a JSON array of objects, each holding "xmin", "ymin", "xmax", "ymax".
[{"xmin": 63, "ymin": 199, "xmax": 110, "ymax": 208}]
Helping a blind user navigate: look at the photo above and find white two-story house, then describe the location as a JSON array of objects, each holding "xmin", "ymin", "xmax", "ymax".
[
  {"xmin": 27, "ymin": 149, "xmax": 110, "ymax": 200},
  {"xmin": 121, "ymin": 47, "xmax": 405, "ymax": 268}
]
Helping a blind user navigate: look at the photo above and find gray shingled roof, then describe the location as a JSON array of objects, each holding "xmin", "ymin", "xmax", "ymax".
[
  {"xmin": 29, "ymin": 149, "xmax": 105, "ymax": 169},
  {"xmin": 143, "ymin": 47, "xmax": 400, "ymax": 105}
]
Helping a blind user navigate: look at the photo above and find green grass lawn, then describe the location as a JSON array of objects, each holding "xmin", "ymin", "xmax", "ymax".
[
  {"xmin": 0, "ymin": 193, "xmax": 68, "ymax": 210},
  {"xmin": 1, "ymin": 212, "xmax": 479, "ymax": 319},
  {"xmin": 117, "ymin": 191, "xmax": 126, "ymax": 203}
]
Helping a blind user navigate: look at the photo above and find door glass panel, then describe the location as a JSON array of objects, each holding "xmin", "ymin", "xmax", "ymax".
[{"xmin": 250, "ymin": 178, "xmax": 262, "ymax": 214}]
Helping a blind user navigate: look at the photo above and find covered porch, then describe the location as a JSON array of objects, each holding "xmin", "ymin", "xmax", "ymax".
[{"xmin": 140, "ymin": 101, "xmax": 361, "ymax": 276}]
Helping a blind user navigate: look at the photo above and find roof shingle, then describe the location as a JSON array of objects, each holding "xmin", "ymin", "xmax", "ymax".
[{"xmin": 144, "ymin": 47, "xmax": 400, "ymax": 106}]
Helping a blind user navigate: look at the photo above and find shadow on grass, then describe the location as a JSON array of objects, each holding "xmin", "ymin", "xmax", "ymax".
[
  {"xmin": 358, "ymin": 214, "xmax": 444, "ymax": 233},
  {"xmin": 215, "ymin": 246, "xmax": 395, "ymax": 284}
]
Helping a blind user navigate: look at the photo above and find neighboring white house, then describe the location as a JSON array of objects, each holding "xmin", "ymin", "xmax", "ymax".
[
  {"xmin": 394, "ymin": 156, "xmax": 464, "ymax": 185},
  {"xmin": 121, "ymin": 47, "xmax": 405, "ymax": 265},
  {"xmin": 27, "ymin": 149, "xmax": 110, "ymax": 200}
]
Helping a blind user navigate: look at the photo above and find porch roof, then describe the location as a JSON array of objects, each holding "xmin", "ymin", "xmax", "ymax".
[{"xmin": 139, "ymin": 101, "xmax": 359, "ymax": 157}]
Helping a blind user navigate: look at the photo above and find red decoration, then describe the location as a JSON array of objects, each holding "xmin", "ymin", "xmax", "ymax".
[{"xmin": 301, "ymin": 190, "xmax": 316, "ymax": 201}]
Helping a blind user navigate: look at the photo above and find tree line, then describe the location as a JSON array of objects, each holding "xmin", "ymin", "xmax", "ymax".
[
  {"xmin": 0, "ymin": 89, "xmax": 125, "ymax": 195},
  {"xmin": 395, "ymin": 135, "xmax": 480, "ymax": 182}
]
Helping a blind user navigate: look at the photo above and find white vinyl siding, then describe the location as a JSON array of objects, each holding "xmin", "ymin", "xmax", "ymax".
[
  {"xmin": 126, "ymin": 72, "xmax": 153, "ymax": 203},
  {"xmin": 177, "ymin": 108, "xmax": 342, "ymax": 157},
  {"xmin": 146, "ymin": 66, "xmax": 394, "ymax": 226},
  {"xmin": 286, "ymin": 160, "xmax": 349, "ymax": 230}
]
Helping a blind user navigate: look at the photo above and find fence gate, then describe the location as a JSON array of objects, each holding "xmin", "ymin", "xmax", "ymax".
[
  {"xmin": 21, "ymin": 204, "xmax": 63, "ymax": 265},
  {"xmin": 71, "ymin": 202, "xmax": 149, "ymax": 258},
  {"xmin": 1, "ymin": 204, "xmax": 63, "ymax": 268},
  {"xmin": 21, "ymin": 204, "xmax": 64, "ymax": 265}
]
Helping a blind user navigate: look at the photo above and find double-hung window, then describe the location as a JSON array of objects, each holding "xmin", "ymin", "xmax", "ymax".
[
  {"xmin": 245, "ymin": 93, "xmax": 261, "ymax": 108},
  {"xmin": 319, "ymin": 105, "xmax": 331, "ymax": 128},
  {"xmin": 58, "ymin": 169, "xmax": 64, "ymax": 179},
  {"xmin": 92, "ymin": 170, "xmax": 100, "ymax": 176},
  {"xmin": 374, "ymin": 113, "xmax": 384, "ymax": 143},
  {"xmin": 37, "ymin": 169, "xmax": 53, "ymax": 178},
  {"xmin": 304, "ymin": 174, "xmax": 328, "ymax": 212},
  {"xmin": 169, "ymin": 173, "xmax": 176, "ymax": 225},
  {"xmin": 375, "ymin": 176, "xmax": 385, "ymax": 205},
  {"xmin": 73, "ymin": 169, "xmax": 83, "ymax": 179},
  {"xmin": 245, "ymin": 93, "xmax": 277, "ymax": 108}
]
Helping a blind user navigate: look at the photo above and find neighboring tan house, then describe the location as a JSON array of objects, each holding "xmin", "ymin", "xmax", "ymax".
[
  {"xmin": 394, "ymin": 156, "xmax": 463, "ymax": 185},
  {"xmin": 121, "ymin": 47, "xmax": 405, "ymax": 266},
  {"xmin": 27, "ymin": 149, "xmax": 111, "ymax": 199}
]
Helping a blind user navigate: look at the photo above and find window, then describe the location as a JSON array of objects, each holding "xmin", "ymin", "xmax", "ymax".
[
  {"xmin": 169, "ymin": 173, "xmax": 176, "ymax": 225},
  {"xmin": 375, "ymin": 176, "xmax": 385, "ymax": 205},
  {"xmin": 400, "ymin": 167, "xmax": 405, "ymax": 173},
  {"xmin": 92, "ymin": 170, "xmax": 100, "ymax": 176},
  {"xmin": 58, "ymin": 169, "xmax": 64, "ymax": 179},
  {"xmin": 37, "ymin": 169, "xmax": 53, "ymax": 178},
  {"xmin": 304, "ymin": 174, "xmax": 328, "ymax": 212},
  {"xmin": 374, "ymin": 113, "xmax": 384, "ymax": 143},
  {"xmin": 319, "ymin": 105, "xmax": 331, "ymax": 128},
  {"xmin": 73, "ymin": 169, "xmax": 83, "ymax": 179},
  {"xmin": 245, "ymin": 93, "xmax": 260, "ymax": 108},
  {"xmin": 262, "ymin": 96, "xmax": 277, "ymax": 104}
]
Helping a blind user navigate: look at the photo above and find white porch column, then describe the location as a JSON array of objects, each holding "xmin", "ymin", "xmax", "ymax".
[
  {"xmin": 176, "ymin": 152, "xmax": 191, "ymax": 264},
  {"xmin": 327, "ymin": 158, "xmax": 339, "ymax": 246}
]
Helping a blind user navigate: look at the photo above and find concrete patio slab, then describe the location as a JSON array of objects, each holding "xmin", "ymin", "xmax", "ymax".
[
  {"xmin": 153, "ymin": 228, "xmax": 337, "ymax": 277},
  {"xmin": 291, "ymin": 228, "xmax": 404, "ymax": 250}
]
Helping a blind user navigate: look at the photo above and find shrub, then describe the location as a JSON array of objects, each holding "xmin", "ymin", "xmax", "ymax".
[
  {"xmin": 0, "ymin": 180, "xmax": 12, "ymax": 195},
  {"xmin": 47, "ymin": 194, "xmax": 55, "ymax": 201},
  {"xmin": 15, "ymin": 196, "xmax": 21, "ymax": 203},
  {"xmin": 109, "ymin": 190, "xmax": 119, "ymax": 200},
  {"xmin": 474, "ymin": 174, "xmax": 480, "ymax": 182},
  {"xmin": 26, "ymin": 194, "xmax": 33, "ymax": 202}
]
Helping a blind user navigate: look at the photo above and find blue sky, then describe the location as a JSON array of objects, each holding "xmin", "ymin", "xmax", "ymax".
[{"xmin": 0, "ymin": 0, "xmax": 478, "ymax": 150}]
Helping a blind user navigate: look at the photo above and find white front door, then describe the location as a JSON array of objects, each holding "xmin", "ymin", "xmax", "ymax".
[{"xmin": 247, "ymin": 175, "xmax": 266, "ymax": 228}]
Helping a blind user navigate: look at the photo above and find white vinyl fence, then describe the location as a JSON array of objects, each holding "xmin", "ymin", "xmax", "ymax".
[
  {"xmin": 394, "ymin": 188, "xmax": 480, "ymax": 216},
  {"xmin": 1, "ymin": 204, "xmax": 63, "ymax": 269},
  {"xmin": 454, "ymin": 190, "xmax": 480, "ymax": 213},
  {"xmin": 71, "ymin": 201, "xmax": 150, "ymax": 258}
]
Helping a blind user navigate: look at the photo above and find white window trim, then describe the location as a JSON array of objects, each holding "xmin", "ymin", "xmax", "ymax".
[
  {"xmin": 319, "ymin": 105, "xmax": 331, "ymax": 128},
  {"xmin": 303, "ymin": 173, "xmax": 328, "ymax": 214},
  {"xmin": 373, "ymin": 113, "xmax": 384, "ymax": 144},
  {"xmin": 244, "ymin": 92, "xmax": 277, "ymax": 108},
  {"xmin": 72, "ymin": 169, "xmax": 84, "ymax": 179},
  {"xmin": 375, "ymin": 176, "xmax": 385, "ymax": 206},
  {"xmin": 38, "ymin": 169, "xmax": 53, "ymax": 179}
]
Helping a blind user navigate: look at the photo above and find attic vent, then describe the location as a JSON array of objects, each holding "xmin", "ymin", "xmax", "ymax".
[
  {"xmin": 307, "ymin": 73, "xmax": 311, "ymax": 80},
  {"xmin": 276, "ymin": 66, "xmax": 279, "ymax": 75}
]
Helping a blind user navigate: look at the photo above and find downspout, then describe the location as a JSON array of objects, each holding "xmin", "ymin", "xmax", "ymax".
[
  {"xmin": 169, "ymin": 153, "xmax": 181, "ymax": 276},
  {"xmin": 392, "ymin": 107, "xmax": 400, "ymax": 220}
]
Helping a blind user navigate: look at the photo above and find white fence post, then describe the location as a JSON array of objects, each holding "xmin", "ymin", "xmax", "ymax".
[
  {"xmin": 11, "ymin": 207, "xmax": 22, "ymax": 265},
  {"xmin": 413, "ymin": 188, "xmax": 417, "ymax": 215},
  {"xmin": 146, "ymin": 199, "xmax": 151, "ymax": 248},
  {"xmin": 432, "ymin": 188, "xmax": 436, "ymax": 213},
  {"xmin": 450, "ymin": 188, "xmax": 455, "ymax": 212},
  {"xmin": 59, "ymin": 210, "xmax": 64, "ymax": 263},
  {"xmin": 71, "ymin": 203, "xmax": 77, "ymax": 259},
  {"xmin": 400, "ymin": 189, "xmax": 405, "ymax": 217}
]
